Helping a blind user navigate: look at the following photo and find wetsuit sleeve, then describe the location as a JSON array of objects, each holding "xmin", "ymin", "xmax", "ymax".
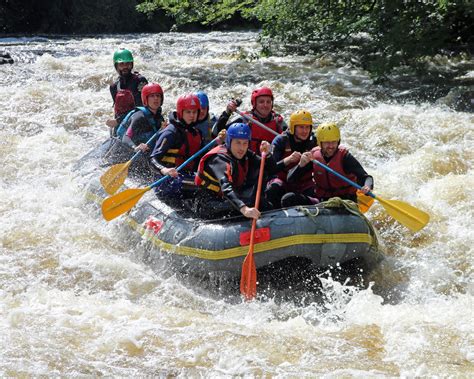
[
  {"xmin": 271, "ymin": 136, "xmax": 287, "ymax": 172},
  {"xmin": 123, "ymin": 112, "xmax": 147, "ymax": 145},
  {"xmin": 150, "ymin": 128, "xmax": 176, "ymax": 161},
  {"xmin": 343, "ymin": 152, "xmax": 374, "ymax": 189},
  {"xmin": 211, "ymin": 113, "xmax": 245, "ymax": 137},
  {"xmin": 110, "ymin": 82, "xmax": 117, "ymax": 103},
  {"xmin": 207, "ymin": 157, "xmax": 246, "ymax": 211},
  {"xmin": 286, "ymin": 162, "xmax": 312, "ymax": 183},
  {"xmin": 263, "ymin": 152, "xmax": 278, "ymax": 176}
]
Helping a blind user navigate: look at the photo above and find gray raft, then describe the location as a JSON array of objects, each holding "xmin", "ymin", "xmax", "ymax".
[{"xmin": 78, "ymin": 139, "xmax": 384, "ymax": 282}]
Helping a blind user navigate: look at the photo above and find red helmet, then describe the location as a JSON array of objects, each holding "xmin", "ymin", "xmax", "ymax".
[
  {"xmin": 141, "ymin": 83, "xmax": 164, "ymax": 106},
  {"xmin": 250, "ymin": 86, "xmax": 274, "ymax": 109},
  {"xmin": 176, "ymin": 93, "xmax": 200, "ymax": 119}
]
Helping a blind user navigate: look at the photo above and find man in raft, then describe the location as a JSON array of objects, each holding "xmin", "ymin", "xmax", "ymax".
[
  {"xmin": 149, "ymin": 93, "xmax": 203, "ymax": 207},
  {"xmin": 265, "ymin": 109, "xmax": 318, "ymax": 208},
  {"xmin": 106, "ymin": 48, "xmax": 148, "ymax": 133},
  {"xmin": 212, "ymin": 86, "xmax": 287, "ymax": 154},
  {"xmin": 194, "ymin": 123, "xmax": 277, "ymax": 220},
  {"xmin": 287, "ymin": 122, "xmax": 373, "ymax": 204}
]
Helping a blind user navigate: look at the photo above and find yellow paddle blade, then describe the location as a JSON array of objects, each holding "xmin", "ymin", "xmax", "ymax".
[
  {"xmin": 102, "ymin": 186, "xmax": 151, "ymax": 221},
  {"xmin": 357, "ymin": 190, "xmax": 375, "ymax": 214},
  {"xmin": 376, "ymin": 197, "xmax": 430, "ymax": 232},
  {"xmin": 100, "ymin": 161, "xmax": 131, "ymax": 195}
]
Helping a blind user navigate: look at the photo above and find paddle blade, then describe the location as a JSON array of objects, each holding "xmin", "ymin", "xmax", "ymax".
[
  {"xmin": 357, "ymin": 190, "xmax": 375, "ymax": 214},
  {"xmin": 101, "ymin": 187, "xmax": 150, "ymax": 221},
  {"xmin": 377, "ymin": 197, "xmax": 430, "ymax": 232},
  {"xmin": 240, "ymin": 248, "xmax": 257, "ymax": 300},
  {"xmin": 100, "ymin": 161, "xmax": 131, "ymax": 195}
]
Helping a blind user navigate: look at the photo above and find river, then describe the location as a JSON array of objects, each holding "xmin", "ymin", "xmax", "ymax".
[{"xmin": 0, "ymin": 32, "xmax": 473, "ymax": 376}]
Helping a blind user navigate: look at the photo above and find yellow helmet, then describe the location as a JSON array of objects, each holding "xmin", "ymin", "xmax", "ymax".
[
  {"xmin": 316, "ymin": 122, "xmax": 340, "ymax": 146},
  {"xmin": 289, "ymin": 109, "xmax": 313, "ymax": 134}
]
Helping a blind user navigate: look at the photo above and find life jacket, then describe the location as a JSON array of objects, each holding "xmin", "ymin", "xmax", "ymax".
[
  {"xmin": 113, "ymin": 89, "xmax": 135, "ymax": 119},
  {"xmin": 115, "ymin": 107, "xmax": 158, "ymax": 141},
  {"xmin": 195, "ymin": 145, "xmax": 248, "ymax": 194},
  {"xmin": 242, "ymin": 111, "xmax": 283, "ymax": 152},
  {"xmin": 160, "ymin": 125, "xmax": 202, "ymax": 171},
  {"xmin": 277, "ymin": 131, "xmax": 316, "ymax": 192},
  {"xmin": 112, "ymin": 73, "xmax": 144, "ymax": 114},
  {"xmin": 312, "ymin": 146, "xmax": 357, "ymax": 199}
]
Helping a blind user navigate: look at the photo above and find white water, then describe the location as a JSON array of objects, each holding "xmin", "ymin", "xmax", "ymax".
[{"xmin": 1, "ymin": 32, "xmax": 473, "ymax": 376}]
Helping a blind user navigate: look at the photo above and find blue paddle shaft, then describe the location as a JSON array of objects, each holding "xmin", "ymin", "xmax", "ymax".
[
  {"xmin": 312, "ymin": 159, "xmax": 376, "ymax": 199},
  {"xmin": 150, "ymin": 138, "xmax": 218, "ymax": 189}
]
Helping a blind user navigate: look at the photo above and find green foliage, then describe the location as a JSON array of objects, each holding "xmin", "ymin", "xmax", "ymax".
[
  {"xmin": 252, "ymin": 0, "xmax": 473, "ymax": 76},
  {"xmin": 137, "ymin": 0, "xmax": 257, "ymax": 26}
]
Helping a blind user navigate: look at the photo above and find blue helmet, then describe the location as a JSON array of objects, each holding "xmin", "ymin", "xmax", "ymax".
[
  {"xmin": 226, "ymin": 123, "xmax": 251, "ymax": 147},
  {"xmin": 195, "ymin": 90, "xmax": 209, "ymax": 108}
]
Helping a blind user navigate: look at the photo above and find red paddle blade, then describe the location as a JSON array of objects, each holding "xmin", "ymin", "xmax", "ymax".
[{"xmin": 240, "ymin": 249, "xmax": 257, "ymax": 300}]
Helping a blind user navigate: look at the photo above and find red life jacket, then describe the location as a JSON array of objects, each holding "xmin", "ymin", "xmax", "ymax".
[
  {"xmin": 161, "ymin": 127, "xmax": 202, "ymax": 171},
  {"xmin": 276, "ymin": 133, "xmax": 314, "ymax": 192},
  {"xmin": 312, "ymin": 146, "xmax": 357, "ymax": 199},
  {"xmin": 242, "ymin": 111, "xmax": 282, "ymax": 153},
  {"xmin": 195, "ymin": 145, "xmax": 249, "ymax": 194},
  {"xmin": 114, "ymin": 89, "xmax": 135, "ymax": 117}
]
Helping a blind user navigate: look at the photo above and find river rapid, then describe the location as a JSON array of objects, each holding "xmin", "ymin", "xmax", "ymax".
[{"xmin": 0, "ymin": 32, "xmax": 473, "ymax": 377}]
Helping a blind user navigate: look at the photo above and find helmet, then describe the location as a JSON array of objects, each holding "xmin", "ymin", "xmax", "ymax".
[
  {"xmin": 226, "ymin": 123, "xmax": 251, "ymax": 147},
  {"xmin": 250, "ymin": 87, "xmax": 273, "ymax": 109},
  {"xmin": 176, "ymin": 93, "xmax": 200, "ymax": 120},
  {"xmin": 289, "ymin": 109, "xmax": 313, "ymax": 134},
  {"xmin": 113, "ymin": 49, "xmax": 134, "ymax": 64},
  {"xmin": 141, "ymin": 83, "xmax": 164, "ymax": 107},
  {"xmin": 195, "ymin": 91, "xmax": 209, "ymax": 108},
  {"xmin": 316, "ymin": 122, "xmax": 341, "ymax": 146}
]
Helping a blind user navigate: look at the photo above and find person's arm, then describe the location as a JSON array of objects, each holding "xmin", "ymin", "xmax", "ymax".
[
  {"xmin": 211, "ymin": 99, "xmax": 241, "ymax": 137},
  {"xmin": 286, "ymin": 151, "xmax": 313, "ymax": 183},
  {"xmin": 206, "ymin": 157, "xmax": 246, "ymax": 211},
  {"xmin": 343, "ymin": 152, "xmax": 374, "ymax": 190},
  {"xmin": 149, "ymin": 128, "xmax": 176, "ymax": 163}
]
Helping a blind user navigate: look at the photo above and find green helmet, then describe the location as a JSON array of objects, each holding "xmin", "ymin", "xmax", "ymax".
[{"xmin": 113, "ymin": 49, "xmax": 134, "ymax": 64}]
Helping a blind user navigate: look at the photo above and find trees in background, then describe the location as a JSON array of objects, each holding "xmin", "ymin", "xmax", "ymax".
[
  {"xmin": 0, "ymin": 0, "xmax": 172, "ymax": 34},
  {"xmin": 1, "ymin": 0, "xmax": 472, "ymax": 77},
  {"xmin": 137, "ymin": 0, "xmax": 473, "ymax": 76}
]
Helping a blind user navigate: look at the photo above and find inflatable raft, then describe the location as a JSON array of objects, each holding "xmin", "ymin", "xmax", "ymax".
[{"xmin": 76, "ymin": 139, "xmax": 384, "ymax": 289}]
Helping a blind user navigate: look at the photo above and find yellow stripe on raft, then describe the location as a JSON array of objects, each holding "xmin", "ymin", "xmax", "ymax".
[
  {"xmin": 129, "ymin": 219, "xmax": 373, "ymax": 261},
  {"xmin": 86, "ymin": 190, "xmax": 374, "ymax": 261}
]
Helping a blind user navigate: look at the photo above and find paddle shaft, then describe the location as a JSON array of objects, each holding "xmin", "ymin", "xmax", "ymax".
[
  {"xmin": 128, "ymin": 128, "xmax": 162, "ymax": 163},
  {"xmin": 149, "ymin": 138, "xmax": 218, "ymax": 190},
  {"xmin": 234, "ymin": 110, "xmax": 279, "ymax": 137},
  {"xmin": 311, "ymin": 159, "xmax": 374, "ymax": 198},
  {"xmin": 240, "ymin": 152, "xmax": 267, "ymax": 300}
]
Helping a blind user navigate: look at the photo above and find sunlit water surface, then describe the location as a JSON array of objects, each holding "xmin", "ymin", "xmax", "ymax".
[{"xmin": 0, "ymin": 32, "xmax": 473, "ymax": 376}]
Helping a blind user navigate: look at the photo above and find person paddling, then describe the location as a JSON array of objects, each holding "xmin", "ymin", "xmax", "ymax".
[
  {"xmin": 212, "ymin": 87, "xmax": 287, "ymax": 153},
  {"xmin": 194, "ymin": 123, "xmax": 277, "ymax": 220},
  {"xmin": 149, "ymin": 93, "xmax": 203, "ymax": 207},
  {"xmin": 265, "ymin": 109, "xmax": 318, "ymax": 208},
  {"xmin": 287, "ymin": 122, "xmax": 373, "ymax": 205},
  {"xmin": 119, "ymin": 83, "xmax": 166, "ymax": 154},
  {"xmin": 106, "ymin": 48, "xmax": 148, "ymax": 132}
]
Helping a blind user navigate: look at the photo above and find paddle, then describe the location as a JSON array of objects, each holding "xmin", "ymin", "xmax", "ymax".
[
  {"xmin": 102, "ymin": 137, "xmax": 219, "ymax": 221},
  {"xmin": 234, "ymin": 111, "xmax": 370, "ymax": 210},
  {"xmin": 311, "ymin": 159, "xmax": 430, "ymax": 232},
  {"xmin": 240, "ymin": 152, "xmax": 267, "ymax": 301},
  {"xmin": 100, "ymin": 131, "xmax": 161, "ymax": 195}
]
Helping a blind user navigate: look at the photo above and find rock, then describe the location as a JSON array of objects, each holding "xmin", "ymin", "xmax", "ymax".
[{"xmin": 0, "ymin": 52, "xmax": 14, "ymax": 64}]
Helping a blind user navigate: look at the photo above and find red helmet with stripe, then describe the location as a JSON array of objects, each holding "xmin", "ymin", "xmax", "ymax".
[
  {"xmin": 141, "ymin": 83, "xmax": 163, "ymax": 106},
  {"xmin": 250, "ymin": 86, "xmax": 273, "ymax": 109},
  {"xmin": 176, "ymin": 93, "xmax": 200, "ymax": 120}
]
